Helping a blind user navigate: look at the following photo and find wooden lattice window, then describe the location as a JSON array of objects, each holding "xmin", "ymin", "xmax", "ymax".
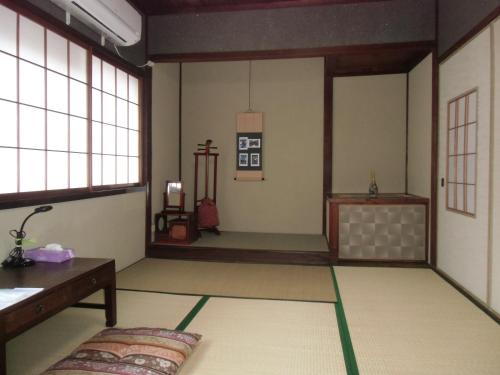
[{"xmin": 446, "ymin": 89, "xmax": 478, "ymax": 216}]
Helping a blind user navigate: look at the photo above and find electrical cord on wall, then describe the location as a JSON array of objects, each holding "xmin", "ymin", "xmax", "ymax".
[{"xmin": 114, "ymin": 43, "xmax": 154, "ymax": 68}]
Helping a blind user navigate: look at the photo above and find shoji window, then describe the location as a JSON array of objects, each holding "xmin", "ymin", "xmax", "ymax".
[
  {"xmin": 91, "ymin": 57, "xmax": 141, "ymax": 186},
  {"xmin": 446, "ymin": 89, "xmax": 478, "ymax": 216},
  {"xmin": 0, "ymin": 3, "xmax": 142, "ymax": 200},
  {"xmin": 0, "ymin": 5, "xmax": 88, "ymax": 194}
]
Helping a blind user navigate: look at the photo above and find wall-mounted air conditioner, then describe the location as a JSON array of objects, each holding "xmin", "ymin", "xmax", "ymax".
[{"xmin": 50, "ymin": 0, "xmax": 142, "ymax": 46}]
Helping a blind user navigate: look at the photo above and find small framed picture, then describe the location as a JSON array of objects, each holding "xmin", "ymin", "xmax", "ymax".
[
  {"xmin": 248, "ymin": 138, "xmax": 261, "ymax": 148},
  {"xmin": 250, "ymin": 153, "xmax": 260, "ymax": 167},
  {"xmin": 238, "ymin": 137, "xmax": 249, "ymax": 150},
  {"xmin": 239, "ymin": 153, "xmax": 248, "ymax": 167}
]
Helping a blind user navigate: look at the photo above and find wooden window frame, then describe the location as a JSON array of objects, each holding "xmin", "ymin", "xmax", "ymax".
[
  {"xmin": 445, "ymin": 88, "xmax": 478, "ymax": 217},
  {"xmin": 0, "ymin": 0, "xmax": 146, "ymax": 210}
]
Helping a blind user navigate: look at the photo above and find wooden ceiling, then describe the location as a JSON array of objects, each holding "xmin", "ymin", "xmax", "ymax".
[{"xmin": 129, "ymin": 0, "xmax": 388, "ymax": 15}]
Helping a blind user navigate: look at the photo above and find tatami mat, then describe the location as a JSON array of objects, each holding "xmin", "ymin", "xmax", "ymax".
[
  {"xmin": 7, "ymin": 290, "xmax": 201, "ymax": 375},
  {"xmin": 117, "ymin": 258, "xmax": 336, "ymax": 302},
  {"xmin": 334, "ymin": 267, "xmax": 500, "ymax": 375},
  {"xmin": 194, "ymin": 231, "xmax": 329, "ymax": 252},
  {"xmin": 180, "ymin": 297, "xmax": 346, "ymax": 375}
]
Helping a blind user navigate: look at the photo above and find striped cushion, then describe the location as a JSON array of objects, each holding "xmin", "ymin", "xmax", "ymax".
[{"xmin": 42, "ymin": 328, "xmax": 201, "ymax": 375}]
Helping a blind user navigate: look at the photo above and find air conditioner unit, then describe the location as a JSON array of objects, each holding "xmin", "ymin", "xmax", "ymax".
[{"xmin": 50, "ymin": 0, "xmax": 142, "ymax": 46}]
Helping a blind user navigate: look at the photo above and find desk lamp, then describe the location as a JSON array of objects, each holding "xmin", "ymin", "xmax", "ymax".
[{"xmin": 2, "ymin": 205, "xmax": 53, "ymax": 268}]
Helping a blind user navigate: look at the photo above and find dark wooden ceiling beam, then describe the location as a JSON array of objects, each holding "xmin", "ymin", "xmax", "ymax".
[{"xmin": 130, "ymin": 0, "xmax": 390, "ymax": 15}]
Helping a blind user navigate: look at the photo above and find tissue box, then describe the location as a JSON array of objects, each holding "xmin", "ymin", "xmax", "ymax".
[{"xmin": 24, "ymin": 248, "xmax": 75, "ymax": 263}]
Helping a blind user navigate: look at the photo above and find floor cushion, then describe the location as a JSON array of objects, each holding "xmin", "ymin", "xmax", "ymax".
[{"xmin": 42, "ymin": 327, "xmax": 202, "ymax": 375}]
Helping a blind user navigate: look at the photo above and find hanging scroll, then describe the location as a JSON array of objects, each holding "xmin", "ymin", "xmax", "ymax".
[{"xmin": 236, "ymin": 112, "xmax": 263, "ymax": 181}]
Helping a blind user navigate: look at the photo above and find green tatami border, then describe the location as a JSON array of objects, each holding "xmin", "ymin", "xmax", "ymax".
[
  {"xmin": 117, "ymin": 287, "xmax": 334, "ymax": 304},
  {"xmin": 176, "ymin": 295, "xmax": 210, "ymax": 331},
  {"xmin": 331, "ymin": 267, "xmax": 359, "ymax": 375}
]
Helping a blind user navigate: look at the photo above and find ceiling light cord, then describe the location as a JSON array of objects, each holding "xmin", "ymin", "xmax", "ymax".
[{"xmin": 247, "ymin": 60, "xmax": 252, "ymax": 112}]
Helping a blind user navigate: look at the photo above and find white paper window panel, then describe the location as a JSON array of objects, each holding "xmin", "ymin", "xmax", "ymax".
[
  {"xmin": 102, "ymin": 61, "xmax": 115, "ymax": 95},
  {"xmin": 47, "ymin": 112, "xmax": 68, "ymax": 151},
  {"xmin": 129, "ymin": 76, "xmax": 139, "ymax": 104},
  {"xmin": 0, "ymin": 52, "xmax": 17, "ymax": 101},
  {"xmin": 457, "ymin": 97, "xmax": 465, "ymax": 126},
  {"xmin": 116, "ymin": 69, "xmax": 128, "ymax": 100},
  {"xmin": 457, "ymin": 126, "xmax": 465, "ymax": 154},
  {"xmin": 448, "ymin": 101, "xmax": 456, "ymax": 129},
  {"xmin": 19, "ymin": 149, "xmax": 45, "ymax": 192},
  {"xmin": 129, "ymin": 130, "xmax": 139, "ymax": 157},
  {"xmin": 92, "ymin": 154, "xmax": 102, "ymax": 186},
  {"xmin": 129, "ymin": 103, "xmax": 139, "ymax": 130},
  {"xmin": 116, "ymin": 99, "xmax": 128, "ymax": 127},
  {"xmin": 129, "ymin": 156, "xmax": 139, "ymax": 183},
  {"xmin": 467, "ymin": 92, "xmax": 477, "ymax": 123},
  {"xmin": 456, "ymin": 184, "xmax": 464, "ymax": 211},
  {"xmin": 70, "ymin": 152, "xmax": 87, "ymax": 188},
  {"xmin": 0, "ymin": 147, "xmax": 17, "ymax": 193},
  {"xmin": 19, "ymin": 61, "xmax": 45, "ymax": 107},
  {"xmin": 448, "ymin": 156, "xmax": 456, "ymax": 182},
  {"xmin": 0, "ymin": 100, "xmax": 17, "ymax": 147},
  {"xmin": 92, "ymin": 56, "xmax": 101, "ymax": 89},
  {"xmin": 466, "ymin": 185, "xmax": 476, "ymax": 214},
  {"xmin": 447, "ymin": 183, "xmax": 455, "ymax": 209},
  {"xmin": 69, "ymin": 42, "xmax": 87, "ymax": 83},
  {"xmin": 47, "ymin": 151, "xmax": 68, "ymax": 190},
  {"xmin": 70, "ymin": 116, "xmax": 87, "ymax": 153},
  {"xmin": 116, "ymin": 156, "xmax": 128, "ymax": 184},
  {"xmin": 456, "ymin": 156, "xmax": 464, "ymax": 183},
  {"xmin": 69, "ymin": 79, "xmax": 87, "ymax": 118},
  {"xmin": 92, "ymin": 89, "xmax": 102, "ymax": 121},
  {"xmin": 47, "ymin": 71, "xmax": 68, "ymax": 113},
  {"xmin": 0, "ymin": 5, "xmax": 17, "ymax": 55},
  {"xmin": 117, "ymin": 127, "xmax": 128, "ymax": 155},
  {"xmin": 19, "ymin": 105, "xmax": 45, "ymax": 149},
  {"xmin": 466, "ymin": 155, "xmax": 476, "ymax": 184},
  {"xmin": 448, "ymin": 129, "xmax": 456, "ymax": 155},
  {"xmin": 466, "ymin": 124, "xmax": 477, "ymax": 154},
  {"xmin": 102, "ymin": 93, "xmax": 116, "ymax": 125},
  {"xmin": 102, "ymin": 124, "xmax": 116, "ymax": 154},
  {"xmin": 46, "ymin": 31, "xmax": 67, "ymax": 75},
  {"xmin": 92, "ymin": 121, "xmax": 102, "ymax": 154},
  {"xmin": 19, "ymin": 16, "xmax": 44, "ymax": 66},
  {"xmin": 102, "ymin": 155, "xmax": 116, "ymax": 185}
]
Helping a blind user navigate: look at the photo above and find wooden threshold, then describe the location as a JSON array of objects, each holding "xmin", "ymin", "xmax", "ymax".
[{"xmin": 147, "ymin": 243, "xmax": 331, "ymax": 265}]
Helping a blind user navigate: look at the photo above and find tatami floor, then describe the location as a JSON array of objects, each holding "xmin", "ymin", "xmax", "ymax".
[{"xmin": 6, "ymin": 260, "xmax": 500, "ymax": 374}]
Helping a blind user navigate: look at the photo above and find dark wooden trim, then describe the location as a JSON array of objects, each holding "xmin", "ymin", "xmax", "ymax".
[
  {"xmin": 150, "ymin": 41, "xmax": 435, "ymax": 63},
  {"xmin": 0, "ymin": 0, "xmax": 145, "ymax": 77},
  {"xmin": 430, "ymin": 49, "xmax": 438, "ymax": 267},
  {"xmin": 438, "ymin": 5, "xmax": 500, "ymax": 63},
  {"xmin": 405, "ymin": 73, "xmax": 409, "ymax": 194},
  {"xmin": 179, "ymin": 63, "xmax": 183, "ymax": 180},
  {"xmin": 336, "ymin": 260, "xmax": 429, "ymax": 268},
  {"xmin": 433, "ymin": 267, "xmax": 500, "ymax": 324},
  {"xmin": 147, "ymin": 244, "xmax": 331, "ymax": 266},
  {"xmin": 144, "ymin": 68, "xmax": 153, "ymax": 250},
  {"xmin": 132, "ymin": 0, "xmax": 390, "ymax": 15},
  {"xmin": 0, "ymin": 187, "xmax": 146, "ymax": 210},
  {"xmin": 322, "ymin": 57, "xmax": 334, "ymax": 235}
]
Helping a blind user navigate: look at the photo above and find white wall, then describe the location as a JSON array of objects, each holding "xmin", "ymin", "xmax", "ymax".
[
  {"xmin": 151, "ymin": 63, "xmax": 180, "ymax": 231},
  {"xmin": 181, "ymin": 58, "xmax": 324, "ymax": 234},
  {"xmin": 408, "ymin": 54, "xmax": 433, "ymax": 198},
  {"xmin": 438, "ymin": 27, "xmax": 492, "ymax": 306},
  {"xmin": 0, "ymin": 192, "xmax": 146, "ymax": 271},
  {"xmin": 332, "ymin": 74, "xmax": 407, "ymax": 193}
]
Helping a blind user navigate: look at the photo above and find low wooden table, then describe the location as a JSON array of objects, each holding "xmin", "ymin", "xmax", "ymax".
[{"xmin": 0, "ymin": 258, "xmax": 116, "ymax": 375}]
